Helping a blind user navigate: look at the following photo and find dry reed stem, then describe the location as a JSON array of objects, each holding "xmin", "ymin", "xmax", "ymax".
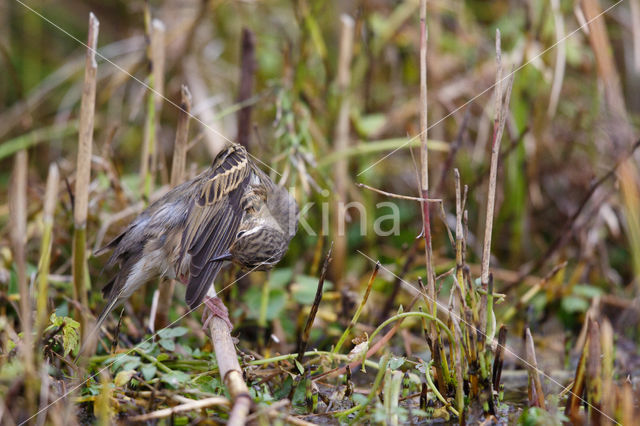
[
  {"xmin": 184, "ymin": 56, "xmax": 227, "ymax": 156},
  {"xmin": 548, "ymin": 0, "xmax": 566, "ymax": 117},
  {"xmin": 566, "ymin": 320, "xmax": 589, "ymax": 421},
  {"xmin": 37, "ymin": 163, "xmax": 59, "ymax": 334},
  {"xmin": 152, "ymin": 85, "xmax": 192, "ymax": 331},
  {"xmin": 140, "ymin": 17, "xmax": 165, "ymax": 199},
  {"xmin": 73, "ymin": 11, "xmax": 99, "ymax": 347},
  {"xmin": 418, "ymin": 0, "xmax": 436, "ymax": 316},
  {"xmin": 586, "ymin": 319, "xmax": 602, "ymax": 423},
  {"xmin": 600, "ymin": 319, "xmax": 614, "ymax": 425},
  {"xmin": 581, "ymin": 0, "xmax": 632, "ymax": 141},
  {"xmin": 127, "ymin": 397, "xmax": 230, "ymax": 421},
  {"xmin": 479, "ymin": 30, "xmax": 514, "ymax": 339},
  {"xmin": 631, "ymin": 0, "xmax": 640, "ymax": 72},
  {"xmin": 236, "ymin": 28, "xmax": 255, "ymax": 147},
  {"xmin": 524, "ymin": 328, "xmax": 545, "ymax": 409},
  {"xmin": 356, "ymin": 182, "xmax": 440, "ymax": 202},
  {"xmin": 330, "ymin": 14, "xmax": 354, "ymax": 290},
  {"xmin": 208, "ymin": 316, "xmax": 251, "ymax": 425},
  {"xmin": 11, "ymin": 149, "xmax": 36, "ymax": 413}
]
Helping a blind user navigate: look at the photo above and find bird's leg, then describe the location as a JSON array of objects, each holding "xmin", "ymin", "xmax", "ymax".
[{"xmin": 202, "ymin": 296, "xmax": 233, "ymax": 331}]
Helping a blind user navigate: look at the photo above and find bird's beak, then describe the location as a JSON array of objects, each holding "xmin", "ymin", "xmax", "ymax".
[{"xmin": 209, "ymin": 251, "xmax": 232, "ymax": 263}]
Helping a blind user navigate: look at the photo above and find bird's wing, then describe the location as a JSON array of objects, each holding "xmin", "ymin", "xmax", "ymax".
[{"xmin": 181, "ymin": 144, "xmax": 251, "ymax": 308}]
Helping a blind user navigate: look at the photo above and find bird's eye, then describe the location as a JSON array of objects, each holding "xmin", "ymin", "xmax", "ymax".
[{"xmin": 236, "ymin": 231, "xmax": 246, "ymax": 239}]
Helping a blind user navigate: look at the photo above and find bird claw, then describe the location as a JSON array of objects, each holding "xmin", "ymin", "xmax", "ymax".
[{"xmin": 202, "ymin": 296, "xmax": 233, "ymax": 332}]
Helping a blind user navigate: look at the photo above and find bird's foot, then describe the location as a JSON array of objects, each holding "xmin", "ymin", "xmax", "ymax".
[{"xmin": 202, "ymin": 296, "xmax": 233, "ymax": 332}]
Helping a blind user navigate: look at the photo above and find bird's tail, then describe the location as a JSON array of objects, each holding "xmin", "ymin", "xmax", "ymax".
[{"xmin": 75, "ymin": 297, "xmax": 120, "ymax": 361}]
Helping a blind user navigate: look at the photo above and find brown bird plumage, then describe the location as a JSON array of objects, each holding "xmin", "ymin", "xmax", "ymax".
[{"xmin": 92, "ymin": 144, "xmax": 298, "ymax": 335}]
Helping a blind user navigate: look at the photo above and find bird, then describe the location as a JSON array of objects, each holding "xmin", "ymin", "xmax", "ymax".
[{"xmin": 91, "ymin": 143, "xmax": 298, "ymax": 340}]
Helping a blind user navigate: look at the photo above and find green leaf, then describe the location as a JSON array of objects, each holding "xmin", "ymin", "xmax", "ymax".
[
  {"xmin": 157, "ymin": 327, "xmax": 188, "ymax": 339},
  {"xmin": 561, "ymin": 295, "xmax": 589, "ymax": 314},
  {"xmin": 572, "ymin": 284, "xmax": 603, "ymax": 299},
  {"xmin": 291, "ymin": 275, "xmax": 333, "ymax": 305},
  {"xmin": 352, "ymin": 393, "xmax": 368, "ymax": 405},
  {"xmin": 109, "ymin": 354, "xmax": 139, "ymax": 372},
  {"xmin": 388, "ymin": 356, "xmax": 406, "ymax": 370},
  {"xmin": 243, "ymin": 287, "xmax": 287, "ymax": 320},
  {"xmin": 141, "ymin": 364, "xmax": 157, "ymax": 381},
  {"xmin": 268, "ymin": 268, "xmax": 293, "ymax": 290},
  {"xmin": 291, "ymin": 378, "xmax": 308, "ymax": 407},
  {"xmin": 354, "ymin": 113, "xmax": 386, "ymax": 138},
  {"xmin": 274, "ymin": 375, "xmax": 293, "ymax": 400},
  {"xmin": 159, "ymin": 339, "xmax": 175, "ymax": 351},
  {"xmin": 295, "ymin": 360, "xmax": 304, "ymax": 375},
  {"xmin": 161, "ymin": 371, "xmax": 190, "ymax": 389},
  {"xmin": 122, "ymin": 358, "xmax": 142, "ymax": 372}
]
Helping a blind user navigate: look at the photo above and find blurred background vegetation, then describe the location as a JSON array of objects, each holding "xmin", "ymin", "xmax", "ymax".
[{"xmin": 1, "ymin": 0, "xmax": 639, "ymax": 423}]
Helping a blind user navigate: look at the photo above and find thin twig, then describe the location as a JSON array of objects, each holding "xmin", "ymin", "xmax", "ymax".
[
  {"xmin": 127, "ymin": 397, "xmax": 230, "ymax": 421},
  {"xmin": 296, "ymin": 243, "xmax": 332, "ymax": 363},
  {"xmin": 356, "ymin": 182, "xmax": 441, "ymax": 202}
]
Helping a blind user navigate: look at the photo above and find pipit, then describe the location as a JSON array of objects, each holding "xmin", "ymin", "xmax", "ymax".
[{"xmin": 93, "ymin": 143, "xmax": 298, "ymax": 336}]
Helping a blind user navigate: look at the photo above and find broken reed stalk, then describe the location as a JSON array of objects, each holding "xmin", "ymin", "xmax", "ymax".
[
  {"xmin": 586, "ymin": 319, "xmax": 602, "ymax": 422},
  {"xmin": 330, "ymin": 14, "xmax": 354, "ymax": 291},
  {"xmin": 153, "ymin": 85, "xmax": 192, "ymax": 331},
  {"xmin": 524, "ymin": 327, "xmax": 545, "ymax": 409},
  {"xmin": 491, "ymin": 325, "xmax": 507, "ymax": 393},
  {"xmin": 73, "ymin": 12, "xmax": 99, "ymax": 347},
  {"xmin": 10, "ymin": 149, "xmax": 36, "ymax": 413},
  {"xmin": 296, "ymin": 244, "xmax": 332, "ymax": 363},
  {"xmin": 565, "ymin": 319, "xmax": 589, "ymax": 422},
  {"xmin": 208, "ymin": 316, "xmax": 251, "ymax": 426},
  {"xmin": 36, "ymin": 163, "xmax": 59, "ymax": 334},
  {"xmin": 140, "ymin": 14, "xmax": 165, "ymax": 201},
  {"xmin": 452, "ymin": 170, "xmax": 464, "ymax": 284},
  {"xmin": 600, "ymin": 319, "xmax": 614, "ymax": 424},
  {"xmin": 236, "ymin": 28, "xmax": 255, "ymax": 147},
  {"xmin": 333, "ymin": 261, "xmax": 379, "ymax": 355}
]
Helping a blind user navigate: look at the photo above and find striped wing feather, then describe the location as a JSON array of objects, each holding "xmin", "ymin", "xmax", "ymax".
[{"xmin": 181, "ymin": 144, "xmax": 251, "ymax": 308}]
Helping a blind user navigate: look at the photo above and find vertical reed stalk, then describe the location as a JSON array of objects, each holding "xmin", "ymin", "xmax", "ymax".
[
  {"xmin": 479, "ymin": 30, "xmax": 513, "ymax": 341},
  {"xmin": 11, "ymin": 149, "xmax": 36, "ymax": 413},
  {"xmin": 418, "ymin": 0, "xmax": 436, "ymax": 319},
  {"xmin": 73, "ymin": 12, "xmax": 99, "ymax": 346},
  {"xmin": 153, "ymin": 85, "xmax": 191, "ymax": 330},
  {"xmin": 36, "ymin": 163, "xmax": 59, "ymax": 335},
  {"xmin": 140, "ymin": 14, "xmax": 165, "ymax": 201},
  {"xmin": 330, "ymin": 14, "xmax": 354, "ymax": 291},
  {"xmin": 454, "ymin": 169, "xmax": 466, "ymax": 300},
  {"xmin": 236, "ymin": 28, "xmax": 256, "ymax": 147}
]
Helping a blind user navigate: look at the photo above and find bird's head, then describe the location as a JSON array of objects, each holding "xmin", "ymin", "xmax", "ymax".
[{"xmin": 229, "ymin": 225, "xmax": 291, "ymax": 270}]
